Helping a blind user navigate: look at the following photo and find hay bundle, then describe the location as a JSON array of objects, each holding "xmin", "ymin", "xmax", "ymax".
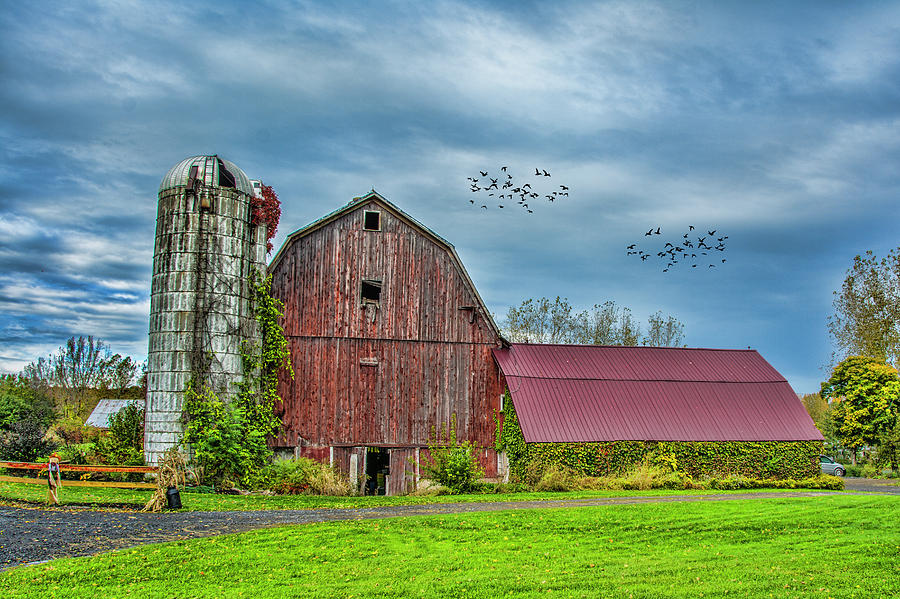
[{"xmin": 143, "ymin": 448, "xmax": 187, "ymax": 512}]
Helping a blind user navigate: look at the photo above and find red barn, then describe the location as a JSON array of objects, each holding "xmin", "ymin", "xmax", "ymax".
[{"xmin": 269, "ymin": 191, "xmax": 505, "ymax": 494}]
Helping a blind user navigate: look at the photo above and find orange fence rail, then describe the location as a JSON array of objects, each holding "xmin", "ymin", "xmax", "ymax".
[
  {"xmin": 0, "ymin": 461, "xmax": 157, "ymax": 473},
  {"xmin": 0, "ymin": 474, "xmax": 157, "ymax": 489}
]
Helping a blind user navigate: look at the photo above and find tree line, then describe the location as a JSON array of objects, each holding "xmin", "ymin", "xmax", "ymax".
[{"xmin": 502, "ymin": 297, "xmax": 685, "ymax": 347}]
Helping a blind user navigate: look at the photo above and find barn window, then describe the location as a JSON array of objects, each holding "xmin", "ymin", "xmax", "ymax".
[
  {"xmin": 363, "ymin": 210, "xmax": 381, "ymax": 231},
  {"xmin": 361, "ymin": 279, "xmax": 382, "ymax": 304}
]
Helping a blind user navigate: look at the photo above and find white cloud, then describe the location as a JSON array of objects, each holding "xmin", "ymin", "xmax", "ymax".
[
  {"xmin": 0, "ymin": 215, "xmax": 43, "ymax": 240},
  {"xmin": 770, "ymin": 119, "xmax": 900, "ymax": 203},
  {"xmin": 818, "ymin": 6, "xmax": 900, "ymax": 84}
]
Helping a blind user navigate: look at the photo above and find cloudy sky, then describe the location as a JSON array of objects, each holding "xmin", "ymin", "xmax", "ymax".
[{"xmin": 1, "ymin": 1, "xmax": 898, "ymax": 393}]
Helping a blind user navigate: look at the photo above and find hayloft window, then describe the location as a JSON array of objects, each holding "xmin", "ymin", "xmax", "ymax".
[
  {"xmin": 363, "ymin": 210, "xmax": 381, "ymax": 231},
  {"xmin": 361, "ymin": 279, "xmax": 382, "ymax": 304}
]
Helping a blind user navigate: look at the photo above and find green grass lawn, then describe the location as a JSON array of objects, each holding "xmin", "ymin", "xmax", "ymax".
[
  {"xmin": 3, "ymin": 495, "xmax": 897, "ymax": 598},
  {"xmin": 0, "ymin": 480, "xmax": 837, "ymax": 512}
]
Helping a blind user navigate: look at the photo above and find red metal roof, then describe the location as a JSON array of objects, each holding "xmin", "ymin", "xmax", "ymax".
[{"xmin": 492, "ymin": 344, "xmax": 823, "ymax": 442}]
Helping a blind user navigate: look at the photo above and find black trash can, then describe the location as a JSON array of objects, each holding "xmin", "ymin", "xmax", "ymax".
[{"xmin": 166, "ymin": 486, "xmax": 182, "ymax": 510}]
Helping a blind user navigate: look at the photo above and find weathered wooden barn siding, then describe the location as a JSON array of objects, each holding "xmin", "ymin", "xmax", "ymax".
[{"xmin": 270, "ymin": 196, "xmax": 504, "ymax": 482}]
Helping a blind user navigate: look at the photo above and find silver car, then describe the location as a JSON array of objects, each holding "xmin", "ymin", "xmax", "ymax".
[{"xmin": 819, "ymin": 455, "xmax": 845, "ymax": 476}]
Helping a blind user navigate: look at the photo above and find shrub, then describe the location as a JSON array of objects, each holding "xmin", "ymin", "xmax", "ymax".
[
  {"xmin": 258, "ymin": 458, "xmax": 351, "ymax": 495},
  {"xmin": 533, "ymin": 465, "xmax": 579, "ymax": 492},
  {"xmin": 419, "ymin": 416, "xmax": 485, "ymax": 494},
  {"xmin": 622, "ymin": 463, "xmax": 660, "ymax": 490},
  {"xmin": 491, "ymin": 481, "xmax": 528, "ymax": 494},
  {"xmin": 619, "ymin": 460, "xmax": 693, "ymax": 490},
  {"xmin": 56, "ymin": 443, "xmax": 91, "ymax": 465},
  {"xmin": 409, "ymin": 484, "xmax": 453, "ymax": 496},
  {"xmin": 844, "ymin": 464, "xmax": 863, "ymax": 478},
  {"xmin": 83, "ymin": 403, "xmax": 146, "ymax": 480},
  {"xmin": 182, "ymin": 382, "xmax": 270, "ymax": 490},
  {"xmin": 803, "ymin": 474, "xmax": 844, "ymax": 490},
  {"xmin": 0, "ymin": 421, "xmax": 57, "ymax": 462},
  {"xmin": 53, "ymin": 443, "xmax": 92, "ymax": 480},
  {"xmin": 50, "ymin": 416, "xmax": 102, "ymax": 446},
  {"xmin": 860, "ymin": 463, "xmax": 879, "ymax": 478},
  {"xmin": 575, "ymin": 476, "xmax": 616, "ymax": 491},
  {"xmin": 107, "ymin": 403, "xmax": 144, "ymax": 452}
]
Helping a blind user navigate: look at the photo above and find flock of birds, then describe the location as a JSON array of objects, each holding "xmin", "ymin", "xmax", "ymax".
[
  {"xmin": 626, "ymin": 226, "xmax": 729, "ymax": 272},
  {"xmin": 464, "ymin": 167, "xmax": 729, "ymax": 273},
  {"xmin": 466, "ymin": 166, "xmax": 569, "ymax": 213}
]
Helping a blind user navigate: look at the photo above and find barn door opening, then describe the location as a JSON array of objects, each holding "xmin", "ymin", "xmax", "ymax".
[{"xmin": 365, "ymin": 447, "xmax": 390, "ymax": 495}]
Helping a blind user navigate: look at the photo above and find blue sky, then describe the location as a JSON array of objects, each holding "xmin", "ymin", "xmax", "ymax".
[{"xmin": 1, "ymin": 1, "xmax": 899, "ymax": 393}]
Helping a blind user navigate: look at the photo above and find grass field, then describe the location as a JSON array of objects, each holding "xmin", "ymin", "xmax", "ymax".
[
  {"xmin": 2, "ymin": 494, "xmax": 897, "ymax": 598},
  {"xmin": 0, "ymin": 480, "xmax": 834, "ymax": 511}
]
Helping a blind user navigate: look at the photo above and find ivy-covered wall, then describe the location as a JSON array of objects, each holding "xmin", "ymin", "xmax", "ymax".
[{"xmin": 495, "ymin": 392, "xmax": 822, "ymax": 480}]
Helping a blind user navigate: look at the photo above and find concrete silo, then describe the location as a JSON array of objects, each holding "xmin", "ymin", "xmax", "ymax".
[{"xmin": 145, "ymin": 155, "xmax": 267, "ymax": 465}]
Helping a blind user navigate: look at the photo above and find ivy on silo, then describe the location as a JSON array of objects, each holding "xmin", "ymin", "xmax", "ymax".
[{"xmin": 181, "ymin": 269, "xmax": 292, "ymax": 489}]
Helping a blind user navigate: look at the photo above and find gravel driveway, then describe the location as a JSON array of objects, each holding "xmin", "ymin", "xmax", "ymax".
[
  {"xmin": 4, "ymin": 489, "xmax": 879, "ymax": 570},
  {"xmin": 842, "ymin": 477, "xmax": 900, "ymax": 494}
]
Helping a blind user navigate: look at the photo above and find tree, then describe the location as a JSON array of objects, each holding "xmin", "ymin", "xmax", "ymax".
[
  {"xmin": 107, "ymin": 403, "xmax": 145, "ymax": 452},
  {"xmin": 828, "ymin": 249, "xmax": 900, "ymax": 365},
  {"xmin": 100, "ymin": 355, "xmax": 140, "ymax": 399},
  {"xmin": 800, "ymin": 392, "xmax": 830, "ymax": 436},
  {"xmin": 643, "ymin": 311, "xmax": 685, "ymax": 347},
  {"xmin": 502, "ymin": 297, "xmax": 684, "ymax": 347},
  {"xmin": 569, "ymin": 301, "xmax": 618, "ymax": 345},
  {"xmin": 820, "ymin": 356, "xmax": 900, "ymax": 464},
  {"xmin": 570, "ymin": 301, "xmax": 643, "ymax": 345},
  {"xmin": 503, "ymin": 297, "xmax": 574, "ymax": 344},
  {"xmin": 878, "ymin": 421, "xmax": 900, "ymax": 476},
  {"xmin": 0, "ymin": 374, "xmax": 56, "ymax": 430},
  {"xmin": 50, "ymin": 336, "xmax": 115, "ymax": 418}
]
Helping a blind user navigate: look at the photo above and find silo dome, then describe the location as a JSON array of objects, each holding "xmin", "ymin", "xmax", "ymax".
[{"xmin": 159, "ymin": 155, "xmax": 255, "ymax": 196}]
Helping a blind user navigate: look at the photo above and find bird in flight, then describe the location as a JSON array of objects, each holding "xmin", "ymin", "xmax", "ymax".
[
  {"xmin": 467, "ymin": 166, "xmax": 570, "ymax": 214},
  {"xmin": 626, "ymin": 225, "xmax": 729, "ymax": 272}
]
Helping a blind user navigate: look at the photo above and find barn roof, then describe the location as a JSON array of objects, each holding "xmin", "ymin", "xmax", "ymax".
[
  {"xmin": 85, "ymin": 399, "xmax": 143, "ymax": 429},
  {"xmin": 269, "ymin": 190, "xmax": 502, "ymax": 338},
  {"xmin": 493, "ymin": 344, "xmax": 823, "ymax": 442}
]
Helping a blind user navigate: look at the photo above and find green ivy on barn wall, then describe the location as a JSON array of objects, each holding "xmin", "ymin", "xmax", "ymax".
[{"xmin": 496, "ymin": 391, "xmax": 822, "ymax": 480}]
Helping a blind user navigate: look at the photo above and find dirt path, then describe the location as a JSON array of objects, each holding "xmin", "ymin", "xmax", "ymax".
[{"xmin": 4, "ymin": 490, "xmax": 880, "ymax": 570}]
